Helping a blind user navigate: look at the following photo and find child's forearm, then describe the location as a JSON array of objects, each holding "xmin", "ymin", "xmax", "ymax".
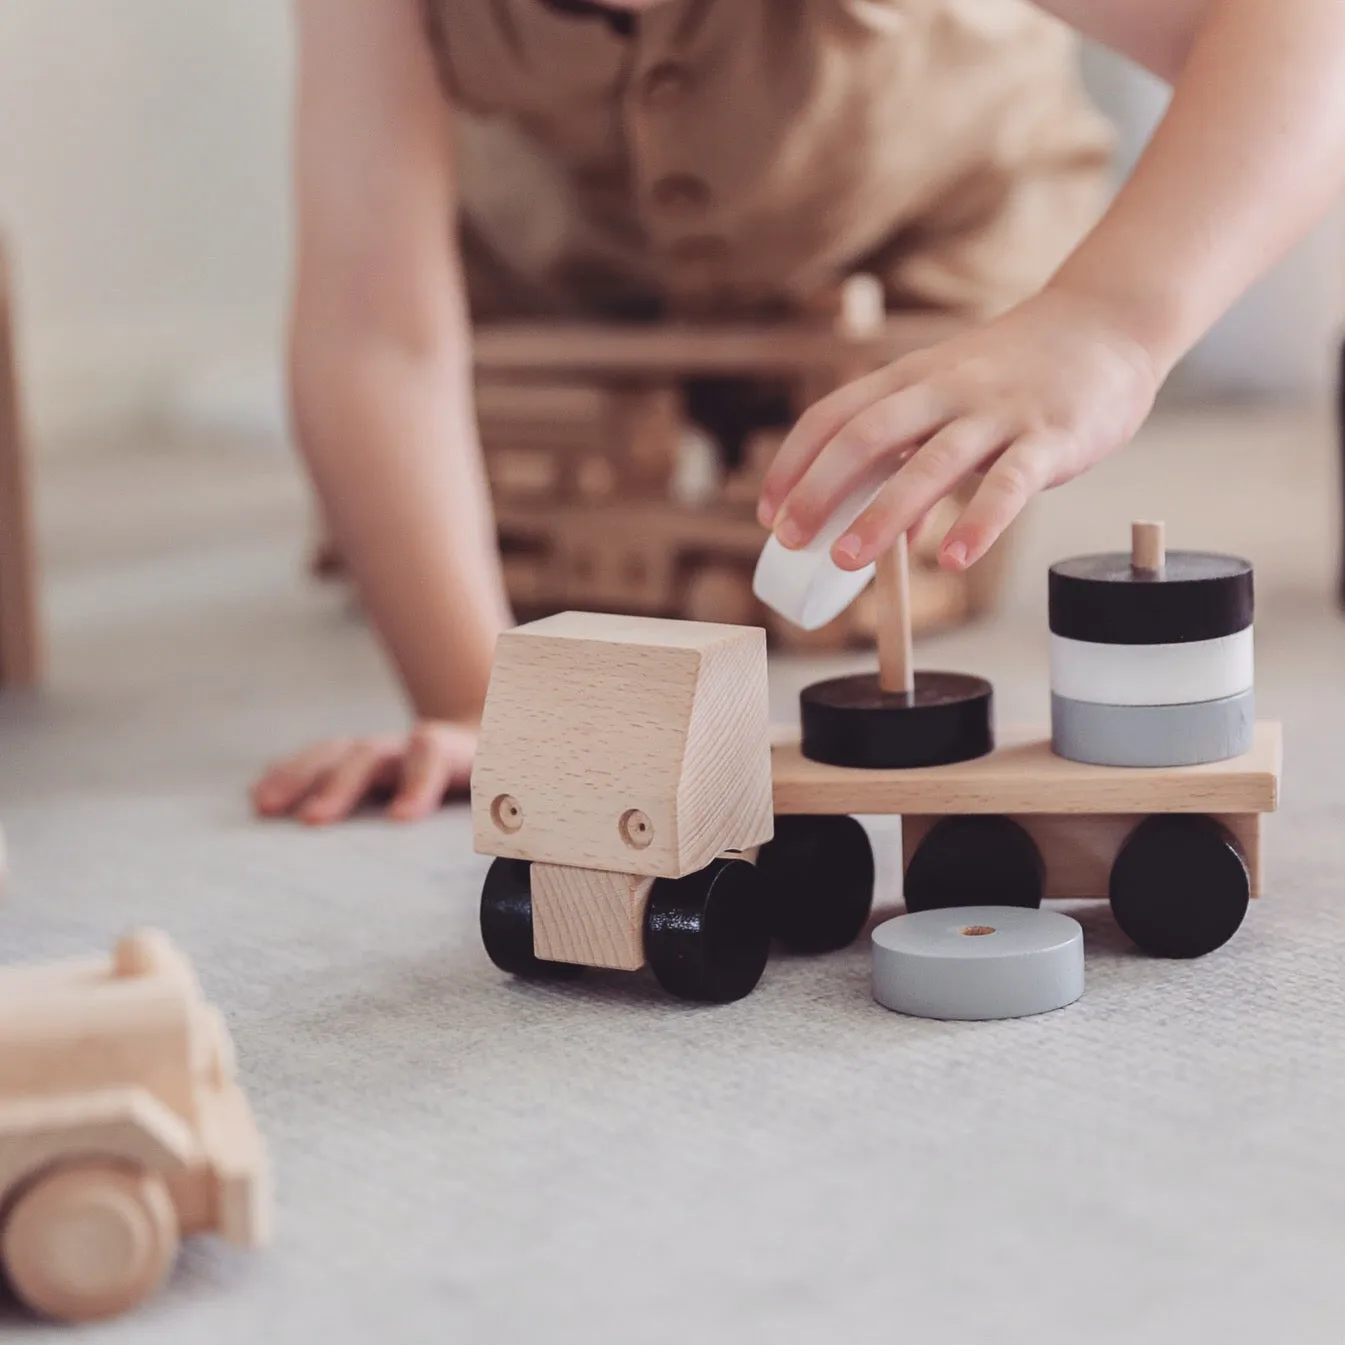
[
  {"xmin": 291, "ymin": 332, "xmax": 511, "ymax": 723},
  {"xmin": 1046, "ymin": 0, "xmax": 1345, "ymax": 373}
]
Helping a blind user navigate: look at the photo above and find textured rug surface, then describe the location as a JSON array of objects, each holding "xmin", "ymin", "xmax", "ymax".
[{"xmin": 1, "ymin": 408, "xmax": 1344, "ymax": 1343}]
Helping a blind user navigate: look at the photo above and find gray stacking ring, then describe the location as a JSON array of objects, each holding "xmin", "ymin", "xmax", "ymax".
[
  {"xmin": 872, "ymin": 906, "xmax": 1084, "ymax": 1021},
  {"xmin": 1051, "ymin": 689, "xmax": 1254, "ymax": 768}
]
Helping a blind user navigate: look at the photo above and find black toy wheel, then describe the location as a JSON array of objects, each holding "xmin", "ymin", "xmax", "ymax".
[
  {"xmin": 757, "ymin": 815, "xmax": 875, "ymax": 953},
  {"xmin": 904, "ymin": 815, "xmax": 1045, "ymax": 913},
  {"xmin": 480, "ymin": 858, "xmax": 583, "ymax": 980},
  {"xmin": 644, "ymin": 858, "xmax": 770, "ymax": 1003},
  {"xmin": 1110, "ymin": 815, "xmax": 1250, "ymax": 958}
]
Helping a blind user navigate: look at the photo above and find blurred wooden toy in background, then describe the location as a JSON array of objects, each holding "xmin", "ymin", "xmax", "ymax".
[
  {"xmin": 0, "ymin": 931, "xmax": 269, "ymax": 1323},
  {"xmin": 472, "ymin": 276, "xmax": 1008, "ymax": 650},
  {"xmin": 0, "ymin": 235, "xmax": 43, "ymax": 689},
  {"xmin": 314, "ymin": 276, "xmax": 1014, "ymax": 648}
]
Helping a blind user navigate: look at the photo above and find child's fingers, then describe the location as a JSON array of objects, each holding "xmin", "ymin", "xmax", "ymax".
[
  {"xmin": 938, "ymin": 431, "xmax": 1065, "ymax": 569},
  {"xmin": 828, "ymin": 417, "xmax": 1010, "ymax": 570},
  {"xmin": 299, "ymin": 742, "xmax": 399, "ymax": 826},
  {"xmin": 389, "ymin": 727, "xmax": 468, "ymax": 821},
  {"xmin": 252, "ymin": 740, "xmax": 352, "ymax": 816},
  {"xmin": 769, "ymin": 383, "xmax": 951, "ymax": 549},
  {"xmin": 756, "ymin": 364, "xmax": 906, "ymax": 527}
]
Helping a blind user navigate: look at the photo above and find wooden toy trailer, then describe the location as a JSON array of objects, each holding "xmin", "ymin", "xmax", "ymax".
[
  {"xmin": 0, "ymin": 931, "xmax": 269, "ymax": 1323},
  {"xmin": 766, "ymin": 724, "xmax": 1281, "ymax": 962}
]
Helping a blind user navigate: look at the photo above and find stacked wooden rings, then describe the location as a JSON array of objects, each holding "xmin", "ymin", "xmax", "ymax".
[{"xmin": 1049, "ymin": 523, "xmax": 1254, "ymax": 768}]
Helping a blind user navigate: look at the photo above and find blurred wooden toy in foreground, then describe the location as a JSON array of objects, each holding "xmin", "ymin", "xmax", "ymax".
[{"xmin": 0, "ymin": 931, "xmax": 269, "ymax": 1323}]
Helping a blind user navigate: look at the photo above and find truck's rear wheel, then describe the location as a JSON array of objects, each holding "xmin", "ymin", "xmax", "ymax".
[
  {"xmin": 644, "ymin": 858, "xmax": 770, "ymax": 1003},
  {"xmin": 2, "ymin": 1163, "xmax": 180, "ymax": 1323},
  {"xmin": 1110, "ymin": 815, "xmax": 1250, "ymax": 958},
  {"xmin": 904, "ymin": 816, "xmax": 1044, "ymax": 913},
  {"xmin": 758, "ymin": 815, "xmax": 875, "ymax": 953},
  {"xmin": 480, "ymin": 858, "xmax": 583, "ymax": 980}
]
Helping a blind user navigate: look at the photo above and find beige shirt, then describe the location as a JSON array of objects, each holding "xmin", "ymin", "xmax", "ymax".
[{"xmin": 423, "ymin": 0, "xmax": 1115, "ymax": 321}]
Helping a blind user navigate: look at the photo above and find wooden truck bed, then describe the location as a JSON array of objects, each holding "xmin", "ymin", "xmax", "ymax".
[{"xmin": 771, "ymin": 722, "xmax": 1282, "ymax": 817}]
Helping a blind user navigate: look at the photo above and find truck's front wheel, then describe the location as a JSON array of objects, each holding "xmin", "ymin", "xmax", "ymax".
[
  {"xmin": 3, "ymin": 1163, "xmax": 180, "ymax": 1323},
  {"xmin": 644, "ymin": 858, "xmax": 770, "ymax": 1003}
]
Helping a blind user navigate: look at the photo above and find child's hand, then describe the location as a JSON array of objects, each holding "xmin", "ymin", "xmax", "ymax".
[
  {"xmin": 252, "ymin": 721, "xmax": 475, "ymax": 825},
  {"xmin": 757, "ymin": 288, "xmax": 1162, "ymax": 571}
]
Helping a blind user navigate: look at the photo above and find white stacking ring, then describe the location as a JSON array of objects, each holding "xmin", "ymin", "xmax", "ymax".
[
  {"xmin": 872, "ymin": 906, "xmax": 1084, "ymax": 1021},
  {"xmin": 1049, "ymin": 629, "xmax": 1253, "ymax": 707},
  {"xmin": 752, "ymin": 479, "xmax": 884, "ymax": 631}
]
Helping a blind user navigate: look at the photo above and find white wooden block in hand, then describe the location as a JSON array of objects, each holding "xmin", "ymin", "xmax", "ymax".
[{"xmin": 752, "ymin": 478, "xmax": 883, "ymax": 630}]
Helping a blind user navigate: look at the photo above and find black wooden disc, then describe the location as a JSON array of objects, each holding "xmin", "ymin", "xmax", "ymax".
[
  {"xmin": 800, "ymin": 671, "xmax": 993, "ymax": 769},
  {"xmin": 1049, "ymin": 551, "xmax": 1253, "ymax": 645}
]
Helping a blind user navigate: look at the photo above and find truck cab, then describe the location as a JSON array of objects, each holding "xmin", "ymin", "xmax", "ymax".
[{"xmin": 471, "ymin": 611, "xmax": 779, "ymax": 1002}]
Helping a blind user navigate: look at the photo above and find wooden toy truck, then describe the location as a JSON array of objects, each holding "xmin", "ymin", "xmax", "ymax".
[
  {"xmin": 473, "ymin": 531, "xmax": 1281, "ymax": 1002},
  {"xmin": 0, "ymin": 931, "xmax": 269, "ymax": 1323}
]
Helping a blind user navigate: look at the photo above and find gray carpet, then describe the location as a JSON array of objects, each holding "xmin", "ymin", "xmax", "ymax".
[{"xmin": 3, "ymin": 407, "xmax": 1345, "ymax": 1343}]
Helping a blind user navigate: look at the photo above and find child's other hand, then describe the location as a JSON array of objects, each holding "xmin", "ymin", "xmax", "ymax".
[
  {"xmin": 757, "ymin": 288, "xmax": 1162, "ymax": 571},
  {"xmin": 252, "ymin": 721, "xmax": 476, "ymax": 825}
]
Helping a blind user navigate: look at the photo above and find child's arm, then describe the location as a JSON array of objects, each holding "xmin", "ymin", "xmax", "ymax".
[
  {"xmin": 253, "ymin": 0, "xmax": 510, "ymax": 824},
  {"xmin": 760, "ymin": 0, "xmax": 1345, "ymax": 572}
]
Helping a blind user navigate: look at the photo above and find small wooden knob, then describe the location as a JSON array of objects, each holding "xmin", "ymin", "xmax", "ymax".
[{"xmin": 1132, "ymin": 521, "xmax": 1166, "ymax": 573}]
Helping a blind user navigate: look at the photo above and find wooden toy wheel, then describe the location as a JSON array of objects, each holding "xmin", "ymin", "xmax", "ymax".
[
  {"xmin": 1109, "ymin": 815, "xmax": 1250, "ymax": 958},
  {"xmin": 2, "ymin": 1163, "xmax": 180, "ymax": 1323},
  {"xmin": 644, "ymin": 858, "xmax": 770, "ymax": 1003},
  {"xmin": 904, "ymin": 816, "xmax": 1045, "ymax": 914},
  {"xmin": 757, "ymin": 815, "xmax": 875, "ymax": 953},
  {"xmin": 480, "ymin": 858, "xmax": 583, "ymax": 980}
]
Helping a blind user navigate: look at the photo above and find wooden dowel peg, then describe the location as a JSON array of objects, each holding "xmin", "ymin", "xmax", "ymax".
[
  {"xmin": 1132, "ymin": 521, "xmax": 1166, "ymax": 574},
  {"xmin": 876, "ymin": 535, "xmax": 915, "ymax": 696}
]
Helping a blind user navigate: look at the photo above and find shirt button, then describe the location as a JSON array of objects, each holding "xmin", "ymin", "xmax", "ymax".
[
  {"xmin": 650, "ymin": 173, "xmax": 711, "ymax": 213},
  {"xmin": 640, "ymin": 61, "xmax": 690, "ymax": 106}
]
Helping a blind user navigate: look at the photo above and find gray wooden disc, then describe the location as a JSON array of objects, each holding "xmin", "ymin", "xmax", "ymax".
[
  {"xmin": 1051, "ymin": 690, "xmax": 1255, "ymax": 767},
  {"xmin": 872, "ymin": 906, "xmax": 1084, "ymax": 1021}
]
